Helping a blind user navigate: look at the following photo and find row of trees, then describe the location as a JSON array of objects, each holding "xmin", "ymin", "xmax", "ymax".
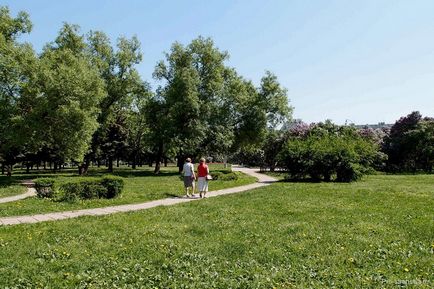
[
  {"xmin": 2, "ymin": 8, "xmax": 431, "ymax": 180},
  {"xmin": 0, "ymin": 7, "xmax": 292, "ymax": 176}
]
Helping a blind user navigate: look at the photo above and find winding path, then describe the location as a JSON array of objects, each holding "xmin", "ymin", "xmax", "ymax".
[
  {"xmin": 0, "ymin": 180, "xmax": 36, "ymax": 204},
  {"xmin": 0, "ymin": 167, "xmax": 277, "ymax": 226}
]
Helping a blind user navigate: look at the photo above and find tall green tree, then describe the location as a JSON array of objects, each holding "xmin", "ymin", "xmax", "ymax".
[
  {"xmin": 259, "ymin": 71, "xmax": 292, "ymax": 128},
  {"xmin": 384, "ymin": 111, "xmax": 433, "ymax": 172},
  {"xmin": 0, "ymin": 6, "xmax": 36, "ymax": 175},
  {"xmin": 31, "ymin": 23, "xmax": 104, "ymax": 170},
  {"xmin": 126, "ymin": 83, "xmax": 153, "ymax": 169},
  {"xmin": 152, "ymin": 41, "xmax": 204, "ymax": 173},
  {"xmin": 408, "ymin": 118, "xmax": 434, "ymax": 172},
  {"xmin": 230, "ymin": 70, "xmax": 292, "ymax": 154},
  {"xmin": 151, "ymin": 37, "xmax": 292, "ymax": 173},
  {"xmin": 84, "ymin": 31, "xmax": 147, "ymax": 173}
]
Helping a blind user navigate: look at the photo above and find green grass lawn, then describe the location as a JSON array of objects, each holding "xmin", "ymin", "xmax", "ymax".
[
  {"xmin": 0, "ymin": 176, "xmax": 27, "ymax": 198},
  {"xmin": 0, "ymin": 185, "xmax": 26, "ymax": 198},
  {"xmin": 0, "ymin": 164, "xmax": 256, "ymax": 217},
  {"xmin": 0, "ymin": 174, "xmax": 432, "ymax": 288}
]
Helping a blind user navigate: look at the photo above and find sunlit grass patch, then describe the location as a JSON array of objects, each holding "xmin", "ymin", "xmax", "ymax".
[
  {"xmin": 0, "ymin": 165, "xmax": 256, "ymax": 217},
  {"xmin": 0, "ymin": 174, "xmax": 432, "ymax": 288}
]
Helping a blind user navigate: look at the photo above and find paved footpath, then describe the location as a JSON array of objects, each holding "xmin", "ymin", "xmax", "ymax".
[
  {"xmin": 0, "ymin": 167, "xmax": 277, "ymax": 226},
  {"xmin": 0, "ymin": 180, "xmax": 36, "ymax": 204}
]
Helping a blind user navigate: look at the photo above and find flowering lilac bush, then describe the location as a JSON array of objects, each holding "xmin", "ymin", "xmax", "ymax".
[
  {"xmin": 357, "ymin": 127, "xmax": 389, "ymax": 146},
  {"xmin": 279, "ymin": 121, "xmax": 381, "ymax": 182}
]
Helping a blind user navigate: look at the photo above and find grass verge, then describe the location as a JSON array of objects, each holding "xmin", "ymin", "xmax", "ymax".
[{"xmin": 0, "ymin": 176, "xmax": 27, "ymax": 198}]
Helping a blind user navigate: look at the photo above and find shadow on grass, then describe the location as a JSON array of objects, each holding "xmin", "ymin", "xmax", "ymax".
[
  {"xmin": 0, "ymin": 177, "xmax": 20, "ymax": 187},
  {"xmin": 164, "ymin": 193, "xmax": 183, "ymax": 198},
  {"xmin": 111, "ymin": 170, "xmax": 180, "ymax": 178},
  {"xmin": 1, "ymin": 167, "xmax": 181, "ymax": 181},
  {"xmin": 278, "ymin": 178, "xmax": 324, "ymax": 183}
]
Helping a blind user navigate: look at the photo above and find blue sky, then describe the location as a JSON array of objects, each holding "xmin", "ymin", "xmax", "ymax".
[{"xmin": 4, "ymin": 0, "xmax": 434, "ymax": 124}]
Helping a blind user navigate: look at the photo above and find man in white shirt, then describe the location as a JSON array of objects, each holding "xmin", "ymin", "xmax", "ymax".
[{"xmin": 182, "ymin": 158, "xmax": 196, "ymax": 197}]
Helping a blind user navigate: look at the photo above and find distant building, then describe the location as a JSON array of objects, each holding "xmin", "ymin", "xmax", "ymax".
[{"xmin": 354, "ymin": 122, "xmax": 393, "ymax": 129}]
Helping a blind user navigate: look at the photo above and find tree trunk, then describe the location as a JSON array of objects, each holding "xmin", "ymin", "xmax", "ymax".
[
  {"xmin": 1, "ymin": 163, "xmax": 4, "ymax": 175},
  {"xmin": 116, "ymin": 158, "xmax": 120, "ymax": 167},
  {"xmin": 177, "ymin": 156, "xmax": 184, "ymax": 173},
  {"xmin": 78, "ymin": 157, "xmax": 90, "ymax": 175},
  {"xmin": 154, "ymin": 143, "xmax": 164, "ymax": 174},
  {"xmin": 108, "ymin": 156, "xmax": 113, "ymax": 173},
  {"xmin": 132, "ymin": 154, "xmax": 137, "ymax": 169},
  {"xmin": 6, "ymin": 164, "xmax": 12, "ymax": 177},
  {"xmin": 164, "ymin": 158, "xmax": 168, "ymax": 167},
  {"xmin": 154, "ymin": 161, "xmax": 161, "ymax": 174},
  {"xmin": 26, "ymin": 163, "xmax": 30, "ymax": 174}
]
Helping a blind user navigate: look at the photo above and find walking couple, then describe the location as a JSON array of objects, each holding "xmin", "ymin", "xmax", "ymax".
[{"xmin": 182, "ymin": 157, "xmax": 210, "ymax": 198}]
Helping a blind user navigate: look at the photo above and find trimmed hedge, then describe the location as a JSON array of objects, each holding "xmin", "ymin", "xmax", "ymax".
[
  {"xmin": 100, "ymin": 176, "xmax": 124, "ymax": 198},
  {"xmin": 210, "ymin": 171, "xmax": 239, "ymax": 181},
  {"xmin": 35, "ymin": 176, "xmax": 124, "ymax": 202},
  {"xmin": 34, "ymin": 178, "xmax": 57, "ymax": 198}
]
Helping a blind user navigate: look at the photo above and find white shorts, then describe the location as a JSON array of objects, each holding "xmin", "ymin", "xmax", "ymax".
[{"xmin": 197, "ymin": 177, "xmax": 208, "ymax": 192}]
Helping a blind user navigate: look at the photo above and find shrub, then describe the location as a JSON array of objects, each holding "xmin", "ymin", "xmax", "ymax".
[
  {"xmin": 35, "ymin": 178, "xmax": 56, "ymax": 198},
  {"xmin": 383, "ymin": 112, "xmax": 433, "ymax": 173},
  {"xmin": 100, "ymin": 176, "xmax": 124, "ymax": 198},
  {"xmin": 210, "ymin": 171, "xmax": 224, "ymax": 180},
  {"xmin": 210, "ymin": 171, "xmax": 239, "ymax": 181},
  {"xmin": 278, "ymin": 122, "xmax": 379, "ymax": 182},
  {"xmin": 218, "ymin": 172, "xmax": 239, "ymax": 181},
  {"xmin": 230, "ymin": 148, "xmax": 265, "ymax": 167},
  {"xmin": 59, "ymin": 183, "xmax": 81, "ymax": 202},
  {"xmin": 58, "ymin": 179, "xmax": 106, "ymax": 202},
  {"xmin": 336, "ymin": 163, "xmax": 364, "ymax": 182},
  {"xmin": 36, "ymin": 176, "xmax": 124, "ymax": 202}
]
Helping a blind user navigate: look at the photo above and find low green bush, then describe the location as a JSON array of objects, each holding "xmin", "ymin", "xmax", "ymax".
[
  {"xmin": 210, "ymin": 171, "xmax": 239, "ymax": 181},
  {"xmin": 36, "ymin": 176, "xmax": 124, "ymax": 202},
  {"xmin": 210, "ymin": 171, "xmax": 224, "ymax": 180},
  {"xmin": 218, "ymin": 172, "xmax": 239, "ymax": 181},
  {"xmin": 58, "ymin": 179, "xmax": 106, "ymax": 202},
  {"xmin": 34, "ymin": 178, "xmax": 56, "ymax": 198},
  {"xmin": 100, "ymin": 176, "xmax": 124, "ymax": 198}
]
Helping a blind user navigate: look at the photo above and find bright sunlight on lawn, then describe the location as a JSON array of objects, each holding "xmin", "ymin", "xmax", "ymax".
[
  {"xmin": 0, "ymin": 174, "xmax": 432, "ymax": 288},
  {"xmin": 0, "ymin": 164, "xmax": 256, "ymax": 217}
]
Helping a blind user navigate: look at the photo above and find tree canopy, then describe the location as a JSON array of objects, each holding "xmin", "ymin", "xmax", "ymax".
[
  {"xmin": 0, "ymin": 7, "xmax": 292, "ymax": 175},
  {"xmin": 4, "ymin": 6, "xmax": 430, "ymax": 178},
  {"xmin": 383, "ymin": 111, "xmax": 433, "ymax": 172}
]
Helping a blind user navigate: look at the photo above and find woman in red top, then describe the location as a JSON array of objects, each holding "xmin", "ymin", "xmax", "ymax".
[{"xmin": 197, "ymin": 158, "xmax": 209, "ymax": 198}]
